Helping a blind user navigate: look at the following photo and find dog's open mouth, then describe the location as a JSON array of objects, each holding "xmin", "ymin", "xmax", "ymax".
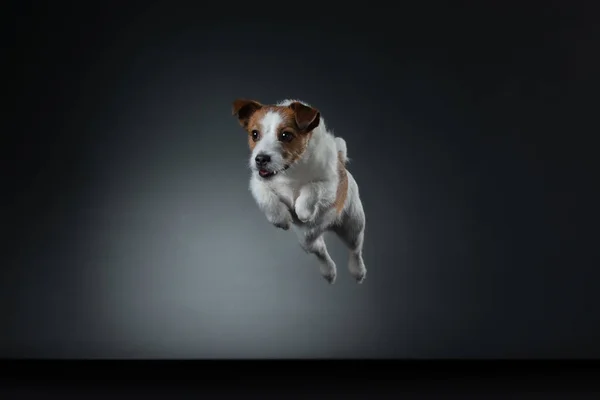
[
  {"xmin": 258, "ymin": 169, "xmax": 277, "ymax": 178},
  {"xmin": 258, "ymin": 165, "xmax": 290, "ymax": 179}
]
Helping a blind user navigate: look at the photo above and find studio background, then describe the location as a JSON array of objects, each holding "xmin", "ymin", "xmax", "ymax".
[{"xmin": 3, "ymin": 2, "xmax": 596, "ymax": 358}]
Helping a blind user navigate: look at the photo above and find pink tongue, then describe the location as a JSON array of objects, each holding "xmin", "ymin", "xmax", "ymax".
[{"xmin": 259, "ymin": 169, "xmax": 268, "ymax": 176}]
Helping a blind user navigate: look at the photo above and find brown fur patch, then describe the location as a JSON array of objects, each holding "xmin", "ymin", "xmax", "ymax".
[{"xmin": 334, "ymin": 151, "xmax": 348, "ymax": 214}]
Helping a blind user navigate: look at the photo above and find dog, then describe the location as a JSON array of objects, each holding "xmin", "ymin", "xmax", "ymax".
[{"xmin": 232, "ymin": 98, "xmax": 367, "ymax": 284}]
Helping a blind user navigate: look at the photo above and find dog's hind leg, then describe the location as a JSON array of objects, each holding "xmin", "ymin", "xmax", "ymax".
[
  {"xmin": 333, "ymin": 208, "xmax": 367, "ymax": 284},
  {"xmin": 297, "ymin": 228, "xmax": 337, "ymax": 284}
]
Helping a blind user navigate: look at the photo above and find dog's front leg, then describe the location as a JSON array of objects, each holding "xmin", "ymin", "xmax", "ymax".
[
  {"xmin": 295, "ymin": 183, "xmax": 322, "ymax": 224},
  {"xmin": 250, "ymin": 178, "xmax": 292, "ymax": 230}
]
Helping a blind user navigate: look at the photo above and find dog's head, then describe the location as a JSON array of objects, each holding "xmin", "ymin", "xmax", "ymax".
[{"xmin": 232, "ymin": 99, "xmax": 320, "ymax": 179}]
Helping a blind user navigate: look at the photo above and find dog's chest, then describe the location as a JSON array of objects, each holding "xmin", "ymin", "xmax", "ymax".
[{"xmin": 269, "ymin": 179, "xmax": 302, "ymax": 209}]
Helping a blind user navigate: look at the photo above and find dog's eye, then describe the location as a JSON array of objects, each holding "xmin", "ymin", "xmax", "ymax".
[
  {"xmin": 279, "ymin": 131, "xmax": 293, "ymax": 142},
  {"xmin": 251, "ymin": 130, "xmax": 259, "ymax": 141}
]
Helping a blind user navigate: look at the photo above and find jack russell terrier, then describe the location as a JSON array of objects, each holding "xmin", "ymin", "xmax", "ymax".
[{"xmin": 232, "ymin": 98, "xmax": 367, "ymax": 284}]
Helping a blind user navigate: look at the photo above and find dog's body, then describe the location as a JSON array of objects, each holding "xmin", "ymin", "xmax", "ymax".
[{"xmin": 232, "ymin": 98, "xmax": 367, "ymax": 284}]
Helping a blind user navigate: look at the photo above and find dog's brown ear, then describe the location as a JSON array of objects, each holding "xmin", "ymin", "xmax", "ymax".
[
  {"xmin": 232, "ymin": 99, "xmax": 263, "ymax": 128},
  {"xmin": 289, "ymin": 102, "xmax": 320, "ymax": 132}
]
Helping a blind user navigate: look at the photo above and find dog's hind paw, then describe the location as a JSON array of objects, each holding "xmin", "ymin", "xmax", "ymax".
[
  {"xmin": 321, "ymin": 269, "xmax": 337, "ymax": 284},
  {"xmin": 352, "ymin": 269, "xmax": 366, "ymax": 284}
]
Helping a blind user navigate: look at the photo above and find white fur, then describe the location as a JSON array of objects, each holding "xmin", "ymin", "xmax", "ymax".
[{"xmin": 248, "ymin": 99, "xmax": 367, "ymax": 284}]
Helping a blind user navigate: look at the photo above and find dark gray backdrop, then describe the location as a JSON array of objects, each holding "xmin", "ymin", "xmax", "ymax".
[{"xmin": 3, "ymin": 2, "xmax": 596, "ymax": 358}]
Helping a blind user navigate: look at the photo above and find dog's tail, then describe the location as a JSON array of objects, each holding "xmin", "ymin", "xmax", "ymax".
[{"xmin": 335, "ymin": 137, "xmax": 349, "ymax": 164}]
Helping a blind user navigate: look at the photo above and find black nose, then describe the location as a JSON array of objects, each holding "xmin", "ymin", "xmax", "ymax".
[{"xmin": 255, "ymin": 154, "xmax": 271, "ymax": 167}]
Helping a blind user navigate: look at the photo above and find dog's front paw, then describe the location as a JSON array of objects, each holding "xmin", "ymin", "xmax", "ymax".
[
  {"xmin": 267, "ymin": 211, "xmax": 292, "ymax": 230},
  {"xmin": 295, "ymin": 205, "xmax": 316, "ymax": 224},
  {"xmin": 273, "ymin": 220, "xmax": 291, "ymax": 230}
]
